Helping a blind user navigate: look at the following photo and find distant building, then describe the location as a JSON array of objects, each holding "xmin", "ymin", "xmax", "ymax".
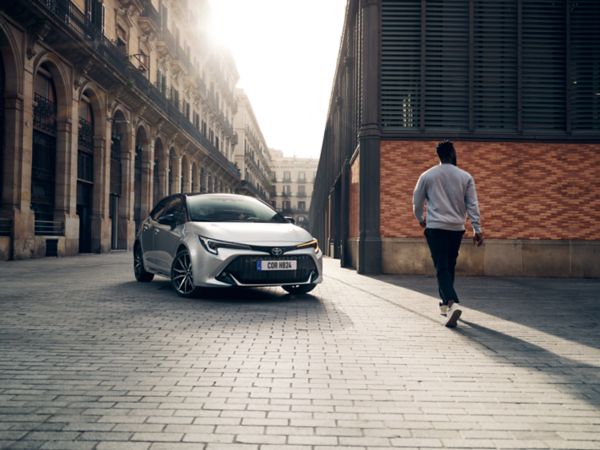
[
  {"xmin": 233, "ymin": 89, "xmax": 272, "ymax": 202},
  {"xmin": 0, "ymin": 0, "xmax": 240, "ymax": 259},
  {"xmin": 270, "ymin": 150, "xmax": 317, "ymax": 230},
  {"xmin": 311, "ymin": 0, "xmax": 600, "ymax": 277}
]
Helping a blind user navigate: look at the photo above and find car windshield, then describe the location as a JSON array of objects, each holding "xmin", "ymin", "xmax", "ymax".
[{"xmin": 187, "ymin": 195, "xmax": 287, "ymax": 223}]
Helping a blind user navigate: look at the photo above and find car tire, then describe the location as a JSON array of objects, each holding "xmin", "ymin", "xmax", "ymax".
[
  {"xmin": 134, "ymin": 244, "xmax": 154, "ymax": 282},
  {"xmin": 282, "ymin": 283, "xmax": 316, "ymax": 295},
  {"xmin": 171, "ymin": 248, "xmax": 199, "ymax": 297}
]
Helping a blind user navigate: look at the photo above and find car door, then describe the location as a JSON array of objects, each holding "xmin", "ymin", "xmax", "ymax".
[
  {"xmin": 141, "ymin": 197, "xmax": 170, "ymax": 269},
  {"xmin": 154, "ymin": 196, "xmax": 187, "ymax": 273}
]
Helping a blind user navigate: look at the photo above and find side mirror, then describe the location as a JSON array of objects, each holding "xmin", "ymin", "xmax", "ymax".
[
  {"xmin": 284, "ymin": 216, "xmax": 295, "ymax": 224},
  {"xmin": 158, "ymin": 213, "xmax": 177, "ymax": 228}
]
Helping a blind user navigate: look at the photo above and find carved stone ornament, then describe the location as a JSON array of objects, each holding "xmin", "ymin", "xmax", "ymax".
[{"xmin": 26, "ymin": 20, "xmax": 52, "ymax": 60}]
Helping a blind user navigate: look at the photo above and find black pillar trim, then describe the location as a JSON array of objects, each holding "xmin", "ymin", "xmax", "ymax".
[
  {"xmin": 340, "ymin": 158, "xmax": 351, "ymax": 268},
  {"xmin": 358, "ymin": 0, "xmax": 381, "ymax": 275}
]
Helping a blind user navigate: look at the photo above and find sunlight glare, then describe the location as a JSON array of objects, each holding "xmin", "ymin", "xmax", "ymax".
[{"xmin": 207, "ymin": 0, "xmax": 347, "ymax": 158}]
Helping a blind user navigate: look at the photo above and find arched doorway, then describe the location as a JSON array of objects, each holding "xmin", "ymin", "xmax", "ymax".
[
  {"xmin": 134, "ymin": 127, "xmax": 147, "ymax": 231},
  {"xmin": 110, "ymin": 111, "xmax": 127, "ymax": 249},
  {"xmin": 77, "ymin": 92, "xmax": 94, "ymax": 253},
  {"xmin": 31, "ymin": 63, "xmax": 57, "ymax": 226}
]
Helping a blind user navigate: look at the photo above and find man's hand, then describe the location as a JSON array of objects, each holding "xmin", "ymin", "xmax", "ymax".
[
  {"xmin": 419, "ymin": 220, "xmax": 426, "ymax": 229},
  {"xmin": 473, "ymin": 232, "xmax": 484, "ymax": 247}
]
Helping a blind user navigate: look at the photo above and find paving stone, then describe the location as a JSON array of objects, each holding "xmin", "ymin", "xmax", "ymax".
[{"xmin": 0, "ymin": 253, "xmax": 598, "ymax": 450}]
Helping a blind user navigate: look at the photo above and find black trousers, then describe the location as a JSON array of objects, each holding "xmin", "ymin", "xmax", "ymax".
[{"xmin": 424, "ymin": 228, "xmax": 465, "ymax": 305}]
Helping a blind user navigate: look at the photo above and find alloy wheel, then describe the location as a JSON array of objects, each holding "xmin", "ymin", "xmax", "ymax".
[
  {"xmin": 134, "ymin": 248, "xmax": 143, "ymax": 277},
  {"xmin": 172, "ymin": 250, "xmax": 196, "ymax": 296}
]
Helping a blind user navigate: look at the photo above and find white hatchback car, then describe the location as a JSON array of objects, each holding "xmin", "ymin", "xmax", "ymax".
[{"xmin": 134, "ymin": 193, "xmax": 323, "ymax": 297}]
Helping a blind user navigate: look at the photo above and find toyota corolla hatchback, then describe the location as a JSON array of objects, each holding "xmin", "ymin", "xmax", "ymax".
[{"xmin": 133, "ymin": 193, "xmax": 323, "ymax": 297}]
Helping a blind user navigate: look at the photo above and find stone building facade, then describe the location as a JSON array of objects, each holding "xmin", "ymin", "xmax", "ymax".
[
  {"xmin": 232, "ymin": 89, "xmax": 272, "ymax": 202},
  {"xmin": 0, "ymin": 0, "xmax": 240, "ymax": 260},
  {"xmin": 270, "ymin": 149, "xmax": 317, "ymax": 230},
  {"xmin": 311, "ymin": 0, "xmax": 600, "ymax": 277}
]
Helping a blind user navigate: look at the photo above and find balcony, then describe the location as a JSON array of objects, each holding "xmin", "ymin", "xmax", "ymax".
[
  {"xmin": 156, "ymin": 29, "xmax": 177, "ymax": 58},
  {"xmin": 138, "ymin": 0, "xmax": 160, "ymax": 35},
  {"xmin": 235, "ymin": 180, "xmax": 267, "ymax": 201},
  {"xmin": 24, "ymin": 0, "xmax": 240, "ymax": 180}
]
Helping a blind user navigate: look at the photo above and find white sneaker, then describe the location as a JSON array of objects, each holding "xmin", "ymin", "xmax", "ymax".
[{"xmin": 439, "ymin": 303, "xmax": 449, "ymax": 316}]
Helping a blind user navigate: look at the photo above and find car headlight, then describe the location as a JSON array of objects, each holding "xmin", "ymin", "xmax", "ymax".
[
  {"xmin": 296, "ymin": 238, "xmax": 320, "ymax": 253},
  {"xmin": 198, "ymin": 236, "xmax": 251, "ymax": 255}
]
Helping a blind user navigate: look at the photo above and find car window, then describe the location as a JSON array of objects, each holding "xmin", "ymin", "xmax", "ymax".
[
  {"xmin": 150, "ymin": 197, "xmax": 171, "ymax": 220},
  {"xmin": 187, "ymin": 194, "xmax": 287, "ymax": 223},
  {"xmin": 162, "ymin": 197, "xmax": 186, "ymax": 224}
]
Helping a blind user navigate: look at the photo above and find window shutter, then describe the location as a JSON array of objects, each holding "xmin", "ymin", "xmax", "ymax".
[
  {"xmin": 522, "ymin": 0, "xmax": 566, "ymax": 131},
  {"xmin": 571, "ymin": 0, "xmax": 600, "ymax": 131},
  {"xmin": 425, "ymin": 0, "xmax": 469, "ymax": 129},
  {"xmin": 474, "ymin": 0, "xmax": 518, "ymax": 131},
  {"xmin": 381, "ymin": 0, "xmax": 421, "ymax": 129}
]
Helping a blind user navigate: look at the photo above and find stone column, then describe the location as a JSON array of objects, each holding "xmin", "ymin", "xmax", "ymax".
[
  {"xmin": 119, "ymin": 128, "xmax": 135, "ymax": 250},
  {"xmin": 170, "ymin": 153, "xmax": 182, "ymax": 194},
  {"xmin": 158, "ymin": 152, "xmax": 169, "ymax": 199},
  {"xmin": 92, "ymin": 127, "xmax": 110, "ymax": 253},
  {"xmin": 140, "ymin": 140, "xmax": 154, "ymax": 219},
  {"xmin": 182, "ymin": 160, "xmax": 192, "ymax": 193},
  {"xmin": 192, "ymin": 165, "xmax": 200, "ymax": 192},
  {"xmin": 2, "ymin": 90, "xmax": 35, "ymax": 259},
  {"xmin": 55, "ymin": 92, "xmax": 78, "ymax": 256}
]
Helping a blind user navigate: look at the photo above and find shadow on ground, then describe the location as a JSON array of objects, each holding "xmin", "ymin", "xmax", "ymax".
[
  {"xmin": 372, "ymin": 272, "xmax": 600, "ymax": 350},
  {"xmin": 456, "ymin": 318, "xmax": 600, "ymax": 410}
]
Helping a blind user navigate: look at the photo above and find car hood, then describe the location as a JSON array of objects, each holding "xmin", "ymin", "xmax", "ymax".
[{"xmin": 187, "ymin": 222, "xmax": 314, "ymax": 245}]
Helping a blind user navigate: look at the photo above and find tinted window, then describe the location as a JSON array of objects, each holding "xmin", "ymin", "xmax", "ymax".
[
  {"xmin": 150, "ymin": 197, "xmax": 171, "ymax": 220},
  {"xmin": 162, "ymin": 197, "xmax": 186, "ymax": 224},
  {"xmin": 187, "ymin": 195, "xmax": 286, "ymax": 223}
]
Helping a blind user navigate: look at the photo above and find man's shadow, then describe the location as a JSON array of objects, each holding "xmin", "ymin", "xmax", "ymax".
[{"xmin": 455, "ymin": 318, "xmax": 600, "ymax": 410}]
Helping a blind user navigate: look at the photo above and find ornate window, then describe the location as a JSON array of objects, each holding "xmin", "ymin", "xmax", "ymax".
[
  {"xmin": 31, "ymin": 65, "xmax": 57, "ymax": 222},
  {"xmin": 78, "ymin": 97, "xmax": 94, "ymax": 183}
]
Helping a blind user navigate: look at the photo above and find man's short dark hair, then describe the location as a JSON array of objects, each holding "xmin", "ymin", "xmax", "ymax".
[{"xmin": 436, "ymin": 141, "xmax": 455, "ymax": 160}]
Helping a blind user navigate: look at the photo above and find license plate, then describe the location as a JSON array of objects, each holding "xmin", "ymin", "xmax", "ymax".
[{"xmin": 256, "ymin": 260, "xmax": 297, "ymax": 271}]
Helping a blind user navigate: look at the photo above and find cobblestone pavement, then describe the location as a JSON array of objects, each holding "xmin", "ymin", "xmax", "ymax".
[{"xmin": 0, "ymin": 252, "xmax": 599, "ymax": 450}]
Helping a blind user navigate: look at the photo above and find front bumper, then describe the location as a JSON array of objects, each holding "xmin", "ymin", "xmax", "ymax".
[{"xmin": 187, "ymin": 239, "xmax": 323, "ymax": 288}]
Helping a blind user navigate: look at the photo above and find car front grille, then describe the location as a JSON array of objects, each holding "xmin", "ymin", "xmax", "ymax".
[{"xmin": 219, "ymin": 255, "xmax": 318, "ymax": 285}]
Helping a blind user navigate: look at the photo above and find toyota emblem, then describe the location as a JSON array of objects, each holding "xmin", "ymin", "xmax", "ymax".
[{"xmin": 271, "ymin": 247, "xmax": 283, "ymax": 256}]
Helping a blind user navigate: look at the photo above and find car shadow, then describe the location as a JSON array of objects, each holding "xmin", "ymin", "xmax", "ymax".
[{"xmin": 112, "ymin": 278, "xmax": 353, "ymax": 332}]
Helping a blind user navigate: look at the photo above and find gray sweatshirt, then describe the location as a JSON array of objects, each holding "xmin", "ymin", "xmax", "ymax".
[{"xmin": 413, "ymin": 163, "xmax": 482, "ymax": 233}]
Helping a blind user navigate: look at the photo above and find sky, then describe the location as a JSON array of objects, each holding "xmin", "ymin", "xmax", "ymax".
[{"xmin": 208, "ymin": 0, "xmax": 347, "ymax": 159}]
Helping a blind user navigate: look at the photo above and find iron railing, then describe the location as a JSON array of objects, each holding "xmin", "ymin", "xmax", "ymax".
[
  {"xmin": 35, "ymin": 219, "xmax": 65, "ymax": 236},
  {"xmin": 78, "ymin": 118, "xmax": 93, "ymax": 149},
  {"xmin": 141, "ymin": 0, "xmax": 160, "ymax": 27},
  {"xmin": 33, "ymin": 93, "xmax": 57, "ymax": 135}
]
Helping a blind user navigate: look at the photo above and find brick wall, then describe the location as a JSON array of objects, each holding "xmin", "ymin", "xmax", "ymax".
[
  {"xmin": 349, "ymin": 155, "xmax": 360, "ymax": 239},
  {"xmin": 380, "ymin": 140, "xmax": 600, "ymax": 240}
]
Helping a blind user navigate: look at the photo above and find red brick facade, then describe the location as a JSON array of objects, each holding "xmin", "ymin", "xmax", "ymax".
[
  {"xmin": 380, "ymin": 140, "xmax": 600, "ymax": 240},
  {"xmin": 349, "ymin": 155, "xmax": 360, "ymax": 239}
]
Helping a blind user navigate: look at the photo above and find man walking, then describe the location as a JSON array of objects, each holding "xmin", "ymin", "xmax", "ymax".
[{"xmin": 413, "ymin": 141, "xmax": 484, "ymax": 327}]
